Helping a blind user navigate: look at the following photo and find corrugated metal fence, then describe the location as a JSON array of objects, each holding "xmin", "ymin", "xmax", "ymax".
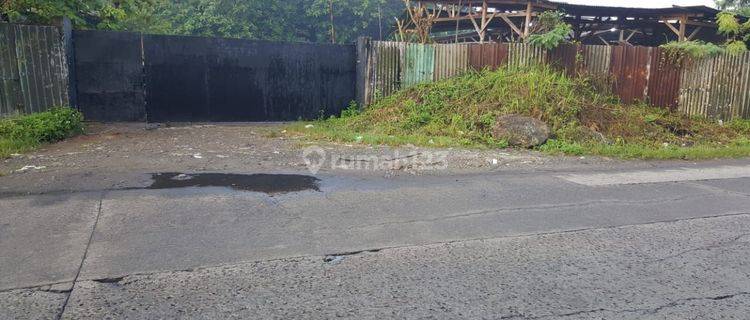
[
  {"xmin": 0, "ymin": 23, "xmax": 70, "ymax": 117},
  {"xmin": 679, "ymin": 52, "xmax": 750, "ymax": 119},
  {"xmin": 359, "ymin": 40, "xmax": 750, "ymax": 120}
]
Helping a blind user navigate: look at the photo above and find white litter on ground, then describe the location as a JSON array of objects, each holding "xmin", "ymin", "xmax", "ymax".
[{"xmin": 15, "ymin": 165, "xmax": 46, "ymax": 173}]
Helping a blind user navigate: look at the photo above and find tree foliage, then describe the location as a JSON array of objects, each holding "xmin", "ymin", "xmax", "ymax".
[
  {"xmin": 0, "ymin": 0, "xmax": 404, "ymax": 43},
  {"xmin": 717, "ymin": 11, "xmax": 750, "ymax": 54}
]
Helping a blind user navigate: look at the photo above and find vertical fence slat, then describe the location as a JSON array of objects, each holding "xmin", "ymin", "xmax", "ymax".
[{"xmin": 0, "ymin": 22, "xmax": 70, "ymax": 117}]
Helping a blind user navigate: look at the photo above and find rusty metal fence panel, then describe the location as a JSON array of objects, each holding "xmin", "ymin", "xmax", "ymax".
[
  {"xmin": 468, "ymin": 43, "xmax": 508, "ymax": 70},
  {"xmin": 0, "ymin": 23, "xmax": 69, "ymax": 117},
  {"xmin": 610, "ymin": 46, "xmax": 652, "ymax": 104},
  {"xmin": 434, "ymin": 43, "xmax": 469, "ymax": 81},
  {"xmin": 679, "ymin": 52, "xmax": 750, "ymax": 120},
  {"xmin": 547, "ymin": 43, "xmax": 580, "ymax": 77},
  {"xmin": 648, "ymin": 47, "xmax": 682, "ymax": 110}
]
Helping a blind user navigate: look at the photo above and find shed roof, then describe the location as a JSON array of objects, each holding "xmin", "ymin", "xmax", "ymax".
[{"xmin": 416, "ymin": 0, "xmax": 719, "ymax": 18}]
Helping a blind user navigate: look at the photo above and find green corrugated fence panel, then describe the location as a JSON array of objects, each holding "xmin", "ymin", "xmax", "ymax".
[{"xmin": 402, "ymin": 44, "xmax": 435, "ymax": 88}]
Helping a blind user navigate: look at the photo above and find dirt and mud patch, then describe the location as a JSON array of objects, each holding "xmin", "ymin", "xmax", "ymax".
[{"xmin": 0, "ymin": 122, "xmax": 645, "ymax": 195}]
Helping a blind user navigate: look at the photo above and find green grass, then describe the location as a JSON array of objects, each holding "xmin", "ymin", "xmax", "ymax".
[
  {"xmin": 0, "ymin": 107, "xmax": 84, "ymax": 158},
  {"xmin": 288, "ymin": 65, "xmax": 750, "ymax": 160}
]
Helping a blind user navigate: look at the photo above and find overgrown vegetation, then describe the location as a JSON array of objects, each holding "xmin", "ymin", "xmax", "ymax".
[
  {"xmin": 660, "ymin": 10, "xmax": 749, "ymax": 65},
  {"xmin": 290, "ymin": 65, "xmax": 750, "ymax": 160},
  {"xmin": 0, "ymin": 107, "xmax": 84, "ymax": 158},
  {"xmin": 660, "ymin": 41, "xmax": 726, "ymax": 66}
]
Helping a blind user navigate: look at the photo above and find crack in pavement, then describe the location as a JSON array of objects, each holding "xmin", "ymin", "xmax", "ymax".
[
  {"xmin": 55, "ymin": 190, "xmax": 106, "ymax": 320},
  {"xmin": 505, "ymin": 292, "xmax": 750, "ymax": 319},
  {"xmin": 330, "ymin": 193, "xmax": 739, "ymax": 232},
  {"xmin": 51, "ymin": 211, "xmax": 750, "ymax": 291},
  {"xmin": 649, "ymin": 232, "xmax": 750, "ymax": 264}
]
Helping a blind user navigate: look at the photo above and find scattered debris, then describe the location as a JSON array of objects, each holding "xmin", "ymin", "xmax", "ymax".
[
  {"xmin": 193, "ymin": 153, "xmax": 203, "ymax": 159},
  {"xmin": 171, "ymin": 173, "xmax": 193, "ymax": 181},
  {"xmin": 324, "ymin": 249, "xmax": 383, "ymax": 265},
  {"xmin": 15, "ymin": 165, "xmax": 46, "ymax": 173},
  {"xmin": 323, "ymin": 255, "xmax": 345, "ymax": 264},
  {"xmin": 305, "ymin": 124, "xmax": 315, "ymax": 129}
]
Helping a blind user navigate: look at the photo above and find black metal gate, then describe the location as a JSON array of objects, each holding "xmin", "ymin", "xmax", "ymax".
[
  {"xmin": 74, "ymin": 32, "xmax": 357, "ymax": 122},
  {"xmin": 74, "ymin": 30, "xmax": 146, "ymax": 122}
]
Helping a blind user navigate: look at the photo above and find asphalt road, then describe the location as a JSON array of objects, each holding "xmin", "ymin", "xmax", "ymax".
[{"xmin": 2, "ymin": 162, "xmax": 750, "ymax": 319}]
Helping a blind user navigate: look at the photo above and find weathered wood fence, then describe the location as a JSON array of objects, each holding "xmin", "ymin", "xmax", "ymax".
[
  {"xmin": 0, "ymin": 23, "xmax": 71, "ymax": 117},
  {"xmin": 357, "ymin": 39, "xmax": 750, "ymax": 121}
]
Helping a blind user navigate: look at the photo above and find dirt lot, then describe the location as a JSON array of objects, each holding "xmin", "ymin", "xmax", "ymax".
[{"xmin": 0, "ymin": 122, "xmax": 666, "ymax": 194}]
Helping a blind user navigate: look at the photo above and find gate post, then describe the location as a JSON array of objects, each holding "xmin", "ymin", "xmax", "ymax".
[
  {"xmin": 60, "ymin": 17, "xmax": 77, "ymax": 109},
  {"xmin": 355, "ymin": 37, "xmax": 372, "ymax": 108}
]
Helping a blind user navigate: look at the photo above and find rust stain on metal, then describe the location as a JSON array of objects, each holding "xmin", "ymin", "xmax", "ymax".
[
  {"xmin": 468, "ymin": 43, "xmax": 508, "ymax": 71},
  {"xmin": 610, "ymin": 46, "xmax": 651, "ymax": 104},
  {"xmin": 648, "ymin": 47, "xmax": 681, "ymax": 110}
]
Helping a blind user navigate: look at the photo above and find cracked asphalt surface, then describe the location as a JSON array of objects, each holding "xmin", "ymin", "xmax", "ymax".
[{"xmin": 2, "ymin": 124, "xmax": 750, "ymax": 319}]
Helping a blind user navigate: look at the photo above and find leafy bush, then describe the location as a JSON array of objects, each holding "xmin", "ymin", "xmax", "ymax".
[
  {"xmin": 527, "ymin": 11, "xmax": 573, "ymax": 49},
  {"xmin": 340, "ymin": 101, "xmax": 361, "ymax": 118},
  {"xmin": 0, "ymin": 107, "xmax": 84, "ymax": 157},
  {"xmin": 726, "ymin": 40, "xmax": 749, "ymax": 55}
]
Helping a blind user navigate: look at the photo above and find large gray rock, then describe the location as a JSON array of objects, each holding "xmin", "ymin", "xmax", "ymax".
[{"xmin": 492, "ymin": 115, "xmax": 550, "ymax": 148}]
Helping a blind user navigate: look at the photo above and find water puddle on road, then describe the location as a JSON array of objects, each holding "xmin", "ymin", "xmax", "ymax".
[{"xmin": 148, "ymin": 173, "xmax": 320, "ymax": 194}]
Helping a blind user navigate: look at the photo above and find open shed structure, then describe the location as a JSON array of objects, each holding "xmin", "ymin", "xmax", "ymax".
[{"xmin": 408, "ymin": 0, "xmax": 721, "ymax": 46}]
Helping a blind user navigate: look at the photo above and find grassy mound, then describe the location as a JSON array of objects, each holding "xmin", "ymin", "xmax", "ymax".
[
  {"xmin": 0, "ymin": 107, "xmax": 85, "ymax": 158},
  {"xmin": 290, "ymin": 65, "xmax": 750, "ymax": 160}
]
